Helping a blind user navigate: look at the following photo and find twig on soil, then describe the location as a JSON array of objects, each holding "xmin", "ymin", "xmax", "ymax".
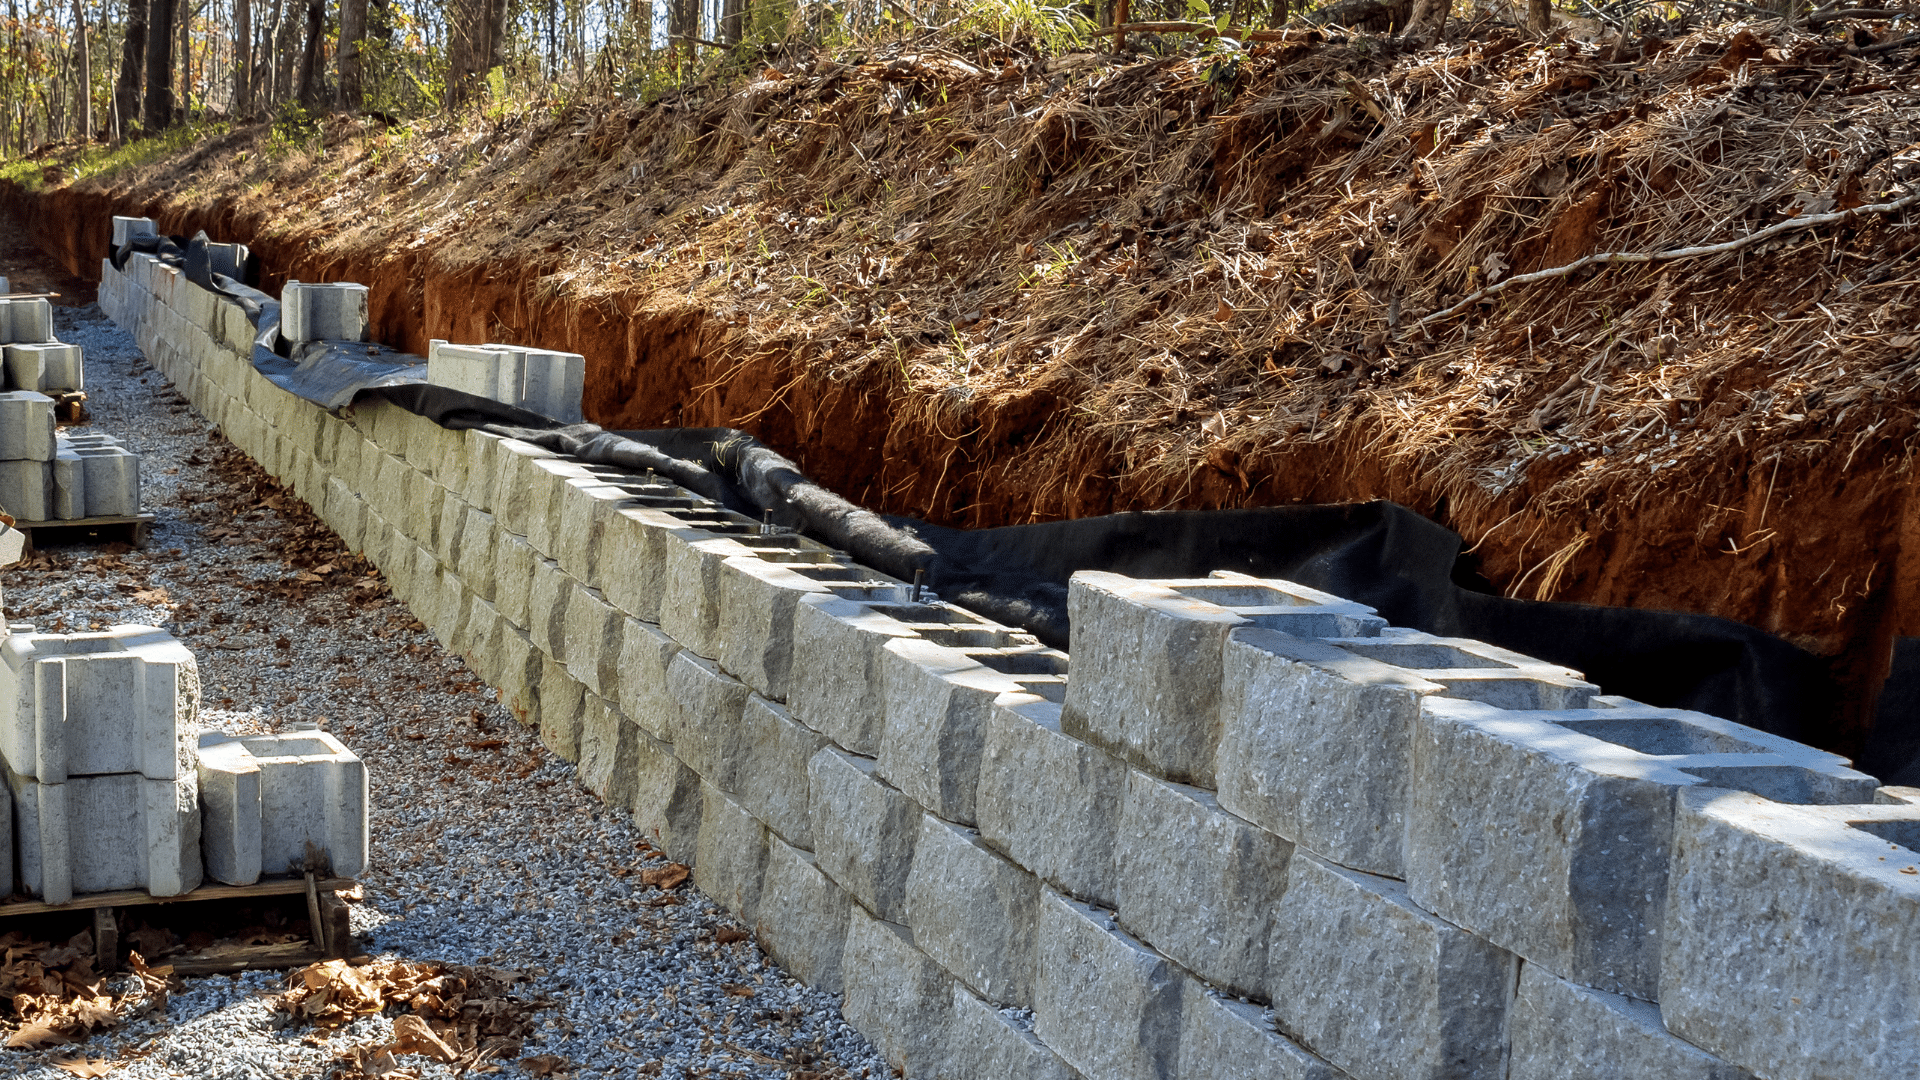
[{"xmin": 1419, "ymin": 187, "xmax": 1920, "ymax": 326}]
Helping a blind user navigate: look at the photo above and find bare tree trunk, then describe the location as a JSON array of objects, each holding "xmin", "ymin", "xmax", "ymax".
[
  {"xmin": 114, "ymin": 0, "xmax": 146, "ymax": 139},
  {"xmin": 1401, "ymin": 0, "xmax": 1445, "ymax": 38},
  {"xmin": 721, "ymin": 0, "xmax": 745, "ymax": 43},
  {"xmin": 143, "ymin": 0, "xmax": 174, "ymax": 129},
  {"xmin": 72, "ymin": 0, "xmax": 94, "ymax": 139},
  {"xmin": 337, "ymin": 0, "xmax": 365, "ymax": 108},
  {"xmin": 1527, "ymin": 0, "xmax": 1549, "ymax": 32},
  {"xmin": 272, "ymin": 0, "xmax": 297, "ymax": 106},
  {"xmin": 232, "ymin": 0, "xmax": 249, "ymax": 114},
  {"xmin": 177, "ymin": 0, "xmax": 191, "ymax": 117},
  {"xmin": 294, "ymin": 0, "xmax": 322, "ymax": 109}
]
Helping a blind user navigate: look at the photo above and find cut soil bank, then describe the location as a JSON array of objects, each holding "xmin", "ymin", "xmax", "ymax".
[{"xmin": 6, "ymin": 20, "xmax": 1920, "ymax": 756}]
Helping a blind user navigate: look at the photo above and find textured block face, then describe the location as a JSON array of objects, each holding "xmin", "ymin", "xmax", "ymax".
[
  {"xmin": 1116, "ymin": 771, "xmax": 1292, "ymax": 1000},
  {"xmin": 1267, "ymin": 853, "xmax": 1515, "ymax": 1080},
  {"xmin": 554, "ymin": 479, "xmax": 632, "ymax": 587},
  {"xmin": 754, "ymin": 839, "xmax": 853, "ymax": 994},
  {"xmin": 1178, "ymin": 983, "xmax": 1341, "ymax": 1080},
  {"xmin": 905, "ymin": 815, "xmax": 1043, "ymax": 1007},
  {"xmin": 840, "ymin": 909, "xmax": 955, "ymax": 1080},
  {"xmin": 1060, "ymin": 573, "xmax": 1249, "ymax": 787},
  {"xmin": 978, "ymin": 698, "xmax": 1124, "ymax": 907},
  {"xmin": 598, "ymin": 507, "xmax": 703, "ymax": 625},
  {"xmin": 734, "ymin": 694, "xmax": 828, "ymax": 848},
  {"xmin": 715, "ymin": 556, "xmax": 830, "ymax": 701},
  {"xmin": 1508, "ymin": 964, "xmax": 1754, "ymax": 1080},
  {"xmin": 616, "ymin": 618, "xmax": 682, "ymax": 740},
  {"xmin": 938, "ymin": 984, "xmax": 1080, "ymax": 1080},
  {"xmin": 536, "ymin": 657, "xmax": 586, "ymax": 762},
  {"xmin": 789, "ymin": 596, "xmax": 920, "ymax": 757},
  {"xmin": 0, "ymin": 626, "xmax": 199, "ymax": 782},
  {"xmin": 1218, "ymin": 627, "xmax": 1441, "ymax": 878},
  {"xmin": 1032, "ymin": 890, "xmax": 1185, "ymax": 1080},
  {"xmin": 0, "ymin": 297, "xmax": 53, "ymax": 344},
  {"xmin": 562, "ymin": 583, "xmax": 624, "ymax": 696},
  {"xmin": 0, "ymin": 390, "xmax": 56, "ymax": 461},
  {"xmin": 576, "ymin": 696, "xmax": 638, "ymax": 808},
  {"xmin": 658, "ymin": 536, "xmax": 745, "ymax": 661},
  {"xmin": 876, "ymin": 639, "xmax": 1034, "ymax": 826},
  {"xmin": 627, "ymin": 725, "xmax": 703, "ymax": 864},
  {"xmin": 665, "ymin": 652, "xmax": 752, "ymax": 790},
  {"xmin": 808, "ymin": 747, "xmax": 923, "ymax": 921},
  {"xmin": 694, "ymin": 782, "xmax": 771, "ymax": 922},
  {"xmin": 51, "ymin": 443, "xmax": 85, "ymax": 519},
  {"xmin": 4, "ymin": 342, "xmax": 84, "ymax": 393},
  {"xmin": 280, "ymin": 281, "xmax": 369, "ymax": 343},
  {"xmin": 1659, "ymin": 789, "xmax": 1920, "ymax": 1080},
  {"xmin": 0, "ymin": 459, "xmax": 50, "ymax": 520},
  {"xmin": 492, "ymin": 532, "xmax": 538, "ymax": 629},
  {"xmin": 8, "ymin": 767, "xmax": 204, "ymax": 903},
  {"xmin": 196, "ymin": 738, "xmax": 264, "ymax": 885},
  {"xmin": 526, "ymin": 560, "xmax": 574, "ymax": 664}
]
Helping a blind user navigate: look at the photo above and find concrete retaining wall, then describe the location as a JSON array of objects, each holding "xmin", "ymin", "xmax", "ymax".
[{"xmin": 98, "ymin": 249, "xmax": 1920, "ymax": 1080}]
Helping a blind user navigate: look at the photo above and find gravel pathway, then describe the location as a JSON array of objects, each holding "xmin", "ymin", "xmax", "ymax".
[{"xmin": 0, "ymin": 298, "xmax": 893, "ymax": 1080}]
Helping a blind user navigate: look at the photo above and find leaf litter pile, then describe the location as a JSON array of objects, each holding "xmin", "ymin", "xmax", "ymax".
[
  {"xmin": 276, "ymin": 958, "xmax": 546, "ymax": 1078},
  {"xmin": 0, "ymin": 932, "xmax": 169, "ymax": 1068}
]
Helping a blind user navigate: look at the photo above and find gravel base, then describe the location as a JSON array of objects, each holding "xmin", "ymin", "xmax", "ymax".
[{"xmin": 0, "ymin": 300, "xmax": 894, "ymax": 1080}]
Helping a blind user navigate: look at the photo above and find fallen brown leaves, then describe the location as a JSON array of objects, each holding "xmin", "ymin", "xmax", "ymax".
[
  {"xmin": 0, "ymin": 933, "xmax": 170, "ymax": 1052},
  {"xmin": 278, "ymin": 958, "xmax": 548, "ymax": 1075},
  {"xmin": 638, "ymin": 864, "xmax": 689, "ymax": 889}
]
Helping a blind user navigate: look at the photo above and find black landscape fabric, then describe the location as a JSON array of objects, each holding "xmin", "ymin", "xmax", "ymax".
[{"xmin": 125, "ymin": 235, "xmax": 1899, "ymax": 775}]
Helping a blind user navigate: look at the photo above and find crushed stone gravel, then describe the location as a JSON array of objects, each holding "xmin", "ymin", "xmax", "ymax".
[{"xmin": 0, "ymin": 300, "xmax": 895, "ymax": 1080}]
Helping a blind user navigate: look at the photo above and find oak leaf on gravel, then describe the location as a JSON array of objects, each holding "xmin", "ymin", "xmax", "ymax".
[
  {"xmin": 49, "ymin": 1057, "xmax": 114, "ymax": 1076},
  {"xmin": 640, "ymin": 864, "xmax": 690, "ymax": 889},
  {"xmin": 520, "ymin": 1054, "xmax": 572, "ymax": 1077}
]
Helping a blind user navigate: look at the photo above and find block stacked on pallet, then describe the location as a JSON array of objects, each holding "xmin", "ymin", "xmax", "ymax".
[
  {"xmin": 0, "ymin": 626, "xmax": 204, "ymax": 903},
  {"xmin": 196, "ymin": 730, "xmax": 369, "ymax": 885},
  {"xmin": 51, "ymin": 432, "xmax": 141, "ymax": 519},
  {"xmin": 0, "ymin": 293, "xmax": 84, "ymax": 394},
  {"xmin": 0, "ymin": 388, "xmax": 55, "ymax": 520},
  {"xmin": 101, "ymin": 228, "xmax": 1920, "ymax": 1080},
  {"xmin": 427, "ymin": 339, "xmax": 586, "ymax": 423}
]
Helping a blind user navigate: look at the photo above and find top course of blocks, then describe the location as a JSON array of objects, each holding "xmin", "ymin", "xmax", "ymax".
[{"xmin": 427, "ymin": 339, "xmax": 586, "ymax": 424}]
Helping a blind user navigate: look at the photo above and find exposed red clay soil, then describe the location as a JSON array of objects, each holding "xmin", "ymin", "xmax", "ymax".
[{"xmin": 6, "ymin": 23, "xmax": 1920, "ymax": 754}]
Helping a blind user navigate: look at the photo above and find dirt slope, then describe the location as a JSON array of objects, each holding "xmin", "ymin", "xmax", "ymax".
[{"xmin": 6, "ymin": 20, "xmax": 1920, "ymax": 752}]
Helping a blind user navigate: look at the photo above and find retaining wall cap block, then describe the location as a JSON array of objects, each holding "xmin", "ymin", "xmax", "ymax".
[
  {"xmin": 977, "ymin": 696, "xmax": 1126, "ymax": 908},
  {"xmin": 1408, "ymin": 695, "xmax": 1871, "ymax": 1001},
  {"xmin": 1032, "ymin": 889, "xmax": 1186, "ymax": 1080},
  {"xmin": 1117, "ymin": 770, "xmax": 1293, "ymax": 1001},
  {"xmin": 753, "ymin": 838, "xmax": 853, "ymax": 994},
  {"xmin": 1216, "ymin": 626, "xmax": 1441, "ymax": 878},
  {"xmin": 1508, "ymin": 963, "xmax": 1753, "ymax": 1080},
  {"xmin": 841, "ymin": 908, "xmax": 956, "ymax": 1080},
  {"xmin": 876, "ymin": 637, "xmax": 1037, "ymax": 826},
  {"xmin": 195, "ymin": 730, "xmax": 369, "ymax": 882},
  {"xmin": 625, "ymin": 724, "xmax": 704, "ymax": 864},
  {"xmin": 904, "ymin": 814, "xmax": 1043, "ymax": 1007},
  {"xmin": 0, "ymin": 390, "xmax": 56, "ymax": 461},
  {"xmin": 110, "ymin": 216, "xmax": 157, "ymax": 246},
  {"xmin": 0, "ymin": 298, "xmax": 53, "ymax": 345},
  {"xmin": 7, "ymin": 765, "xmax": 204, "ymax": 904},
  {"xmin": 664, "ymin": 652, "xmax": 753, "ymax": 791},
  {"xmin": 939, "ymin": 983, "xmax": 1081, "ymax": 1080},
  {"xmin": 1658, "ymin": 787, "xmax": 1920, "ymax": 1080},
  {"xmin": 807, "ymin": 746, "xmax": 922, "ymax": 922},
  {"xmin": 693, "ymin": 781, "xmax": 770, "ymax": 923},
  {"xmin": 734, "ymin": 694, "xmax": 828, "ymax": 849},
  {"xmin": 1329, "ymin": 627, "xmax": 1597, "ymax": 711},
  {"xmin": 426, "ymin": 339, "xmax": 585, "ymax": 424},
  {"xmin": 280, "ymin": 281, "xmax": 369, "ymax": 344},
  {"xmin": 0, "ymin": 625, "xmax": 199, "ymax": 783},
  {"xmin": 1177, "ymin": 981, "xmax": 1344, "ymax": 1080},
  {"xmin": 789, "ymin": 595, "xmax": 921, "ymax": 756},
  {"xmin": 4, "ymin": 342, "xmax": 84, "ymax": 393},
  {"xmin": 1267, "ymin": 852, "xmax": 1515, "ymax": 1080}
]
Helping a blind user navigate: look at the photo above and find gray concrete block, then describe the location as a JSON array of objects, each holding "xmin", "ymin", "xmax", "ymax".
[
  {"xmin": 0, "ymin": 298, "xmax": 53, "ymax": 344},
  {"xmin": 280, "ymin": 281, "xmax": 369, "ymax": 343},
  {"xmin": 715, "ymin": 555, "xmax": 833, "ymax": 701},
  {"xmin": 0, "ymin": 460, "xmax": 49, "ymax": 520},
  {"xmin": 904, "ymin": 814, "xmax": 1042, "ymax": 1007},
  {"xmin": 526, "ymin": 559, "xmax": 574, "ymax": 663},
  {"xmin": 1409, "ymin": 695, "xmax": 1877, "ymax": 1001},
  {"xmin": 525, "ymin": 457, "xmax": 597, "ymax": 559},
  {"xmin": 841, "ymin": 908, "xmax": 955, "ymax": 1080},
  {"xmin": 978, "ymin": 697, "xmax": 1125, "ymax": 908},
  {"xmin": 1033, "ymin": 890, "xmax": 1185, "ymax": 1080},
  {"xmin": 554, "ymin": 478, "xmax": 632, "ymax": 587},
  {"xmin": 939, "ymin": 983, "xmax": 1081, "ymax": 1080},
  {"xmin": 1659, "ymin": 787, "xmax": 1920, "ymax": 1080},
  {"xmin": 426, "ymin": 339, "xmax": 585, "ymax": 424},
  {"xmin": 460, "ymin": 598, "xmax": 502, "ymax": 684},
  {"xmin": 1508, "ymin": 963, "xmax": 1752, "ymax": 1080},
  {"xmin": 562, "ymin": 582, "xmax": 624, "ymax": 697},
  {"xmin": 665, "ymin": 652, "xmax": 751, "ymax": 788},
  {"xmin": 876, "ymin": 637, "xmax": 1041, "ymax": 826},
  {"xmin": 1178, "ymin": 983, "xmax": 1342, "ymax": 1080},
  {"xmin": 733, "ymin": 694, "xmax": 828, "ymax": 849},
  {"xmin": 195, "ymin": 730, "xmax": 369, "ymax": 884},
  {"xmin": 0, "ymin": 625, "xmax": 199, "ymax": 782},
  {"xmin": 4, "ymin": 342, "xmax": 84, "ymax": 392},
  {"xmin": 8, "ymin": 766, "xmax": 203, "ymax": 904},
  {"xmin": 1267, "ymin": 853, "xmax": 1514, "ymax": 1080},
  {"xmin": 463, "ymin": 429, "xmax": 505, "ymax": 513},
  {"xmin": 75, "ymin": 444, "xmax": 140, "ymax": 516},
  {"xmin": 808, "ymin": 746, "xmax": 922, "ymax": 921},
  {"xmin": 0, "ymin": 390, "xmax": 55, "ymax": 461},
  {"xmin": 616, "ymin": 618, "xmax": 682, "ymax": 741},
  {"xmin": 490, "ymin": 439, "xmax": 561, "ymax": 542},
  {"xmin": 628, "ymin": 725, "xmax": 703, "ymax": 864},
  {"xmin": 659, "ymin": 535, "xmax": 753, "ymax": 661},
  {"xmin": 111, "ymin": 216, "xmax": 157, "ymax": 247},
  {"xmin": 598, "ymin": 506, "xmax": 693, "ymax": 624},
  {"xmin": 1117, "ymin": 770, "xmax": 1292, "ymax": 1000},
  {"xmin": 1329, "ymin": 628, "xmax": 1597, "ymax": 711},
  {"xmin": 576, "ymin": 694, "xmax": 637, "ymax": 807},
  {"xmin": 50, "ymin": 442, "xmax": 85, "ymax": 519},
  {"xmin": 453, "ymin": 507, "xmax": 498, "ymax": 602},
  {"xmin": 536, "ymin": 656, "xmax": 586, "ymax": 762},
  {"xmin": 753, "ymin": 838, "xmax": 853, "ymax": 994},
  {"xmin": 789, "ymin": 595, "xmax": 920, "ymax": 756},
  {"xmin": 694, "ymin": 781, "xmax": 770, "ymax": 922},
  {"xmin": 493, "ymin": 531, "xmax": 538, "ymax": 630}
]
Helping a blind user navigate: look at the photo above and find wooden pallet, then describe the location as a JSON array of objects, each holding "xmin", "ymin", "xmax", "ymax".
[
  {"xmin": 0, "ymin": 875, "xmax": 358, "ymax": 975},
  {"xmin": 50, "ymin": 389, "xmax": 87, "ymax": 422},
  {"xmin": 11, "ymin": 512, "xmax": 155, "ymax": 551}
]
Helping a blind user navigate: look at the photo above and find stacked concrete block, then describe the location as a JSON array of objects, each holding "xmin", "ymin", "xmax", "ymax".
[
  {"xmin": 752, "ymin": 839, "xmax": 854, "ymax": 993},
  {"xmin": 48, "ymin": 432, "xmax": 141, "ymax": 519},
  {"xmin": 4, "ymin": 341, "xmax": 84, "ymax": 392},
  {"xmin": 1507, "ymin": 963, "xmax": 1754, "ymax": 1080},
  {"xmin": 977, "ymin": 695, "xmax": 1126, "ymax": 907},
  {"xmin": 0, "ymin": 625, "xmax": 204, "ymax": 903},
  {"xmin": 808, "ymin": 746, "xmax": 923, "ymax": 922},
  {"xmin": 111, "ymin": 215, "xmax": 157, "ymax": 248},
  {"xmin": 903, "ymin": 815, "xmax": 1043, "ymax": 1006},
  {"xmin": 427, "ymin": 338, "xmax": 585, "ymax": 424},
  {"xmin": 196, "ymin": 730, "xmax": 369, "ymax": 885},
  {"xmin": 280, "ymin": 281, "xmax": 370, "ymax": 343},
  {"xmin": 0, "ymin": 297, "xmax": 53, "ymax": 344},
  {"xmin": 1033, "ymin": 890, "xmax": 1185, "ymax": 1080}
]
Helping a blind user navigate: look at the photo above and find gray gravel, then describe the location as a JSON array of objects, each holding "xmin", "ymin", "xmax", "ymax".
[{"xmin": 0, "ymin": 300, "xmax": 893, "ymax": 1080}]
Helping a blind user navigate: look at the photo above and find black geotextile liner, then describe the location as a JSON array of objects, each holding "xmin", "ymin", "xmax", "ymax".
[{"xmin": 120, "ymin": 233, "xmax": 1905, "ymax": 774}]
